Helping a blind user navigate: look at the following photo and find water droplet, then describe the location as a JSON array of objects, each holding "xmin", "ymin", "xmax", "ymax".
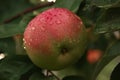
[
  {"xmin": 80, "ymin": 22, "xmax": 83, "ymax": 25},
  {"xmin": 31, "ymin": 27, "xmax": 35, "ymax": 30},
  {"xmin": 56, "ymin": 20, "xmax": 61, "ymax": 24},
  {"xmin": 28, "ymin": 43, "xmax": 31, "ymax": 46},
  {"xmin": 30, "ymin": 39, "xmax": 33, "ymax": 42},
  {"xmin": 24, "ymin": 46, "xmax": 26, "ymax": 49},
  {"xmin": 0, "ymin": 53, "xmax": 5, "ymax": 60},
  {"xmin": 41, "ymin": 26, "xmax": 45, "ymax": 31},
  {"xmin": 23, "ymin": 38, "xmax": 26, "ymax": 44},
  {"xmin": 23, "ymin": 38, "xmax": 25, "ymax": 42}
]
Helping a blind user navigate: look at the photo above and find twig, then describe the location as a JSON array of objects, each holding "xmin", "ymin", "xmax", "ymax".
[
  {"xmin": 48, "ymin": 70, "xmax": 61, "ymax": 80},
  {"xmin": 3, "ymin": 2, "xmax": 54, "ymax": 24},
  {"xmin": 46, "ymin": 70, "xmax": 49, "ymax": 77}
]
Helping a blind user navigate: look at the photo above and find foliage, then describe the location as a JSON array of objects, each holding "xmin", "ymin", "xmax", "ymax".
[{"xmin": 0, "ymin": 0, "xmax": 120, "ymax": 80}]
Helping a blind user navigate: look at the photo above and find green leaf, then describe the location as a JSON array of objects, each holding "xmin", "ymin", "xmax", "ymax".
[
  {"xmin": 91, "ymin": 0, "xmax": 120, "ymax": 8},
  {"xmin": 63, "ymin": 75, "xmax": 85, "ymax": 80},
  {"xmin": 0, "ymin": 24, "xmax": 21, "ymax": 38},
  {"xmin": 110, "ymin": 63, "xmax": 120, "ymax": 80},
  {"xmin": 18, "ymin": 13, "xmax": 35, "ymax": 34},
  {"xmin": 92, "ymin": 41, "xmax": 120, "ymax": 80},
  {"xmin": 29, "ymin": 72, "xmax": 56, "ymax": 80},
  {"xmin": 0, "ymin": 0, "xmax": 32, "ymax": 23},
  {"xmin": 0, "ymin": 37, "xmax": 16, "ymax": 54},
  {"xmin": 94, "ymin": 8, "xmax": 120, "ymax": 34},
  {"xmin": 29, "ymin": 72, "xmax": 45, "ymax": 80},
  {"xmin": 0, "ymin": 14, "xmax": 34, "ymax": 38},
  {"xmin": 0, "ymin": 55, "xmax": 34, "ymax": 80},
  {"xmin": 45, "ymin": 76, "xmax": 56, "ymax": 80},
  {"xmin": 78, "ymin": 5, "xmax": 103, "ymax": 27},
  {"xmin": 19, "ymin": 13, "xmax": 35, "ymax": 29},
  {"xmin": 96, "ymin": 56, "xmax": 120, "ymax": 80},
  {"xmin": 54, "ymin": 0, "xmax": 83, "ymax": 12}
]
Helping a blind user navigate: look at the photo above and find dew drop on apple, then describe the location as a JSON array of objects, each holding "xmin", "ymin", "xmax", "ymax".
[
  {"xmin": 80, "ymin": 21, "xmax": 83, "ymax": 25},
  {"xmin": 28, "ymin": 43, "xmax": 31, "ymax": 46},
  {"xmin": 41, "ymin": 26, "xmax": 45, "ymax": 31},
  {"xmin": 23, "ymin": 38, "xmax": 26, "ymax": 44},
  {"xmin": 23, "ymin": 38, "xmax": 25, "ymax": 42},
  {"xmin": 31, "ymin": 27, "xmax": 35, "ymax": 30},
  {"xmin": 56, "ymin": 20, "xmax": 61, "ymax": 24},
  {"xmin": 23, "ymin": 46, "xmax": 26, "ymax": 50},
  {"xmin": 30, "ymin": 39, "xmax": 33, "ymax": 42}
]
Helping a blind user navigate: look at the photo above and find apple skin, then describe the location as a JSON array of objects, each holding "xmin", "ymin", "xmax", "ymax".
[{"xmin": 23, "ymin": 8, "xmax": 87, "ymax": 70}]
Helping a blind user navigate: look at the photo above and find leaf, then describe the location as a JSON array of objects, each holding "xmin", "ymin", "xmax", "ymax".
[
  {"xmin": 96, "ymin": 56, "xmax": 120, "ymax": 80},
  {"xmin": 29, "ymin": 72, "xmax": 45, "ymax": 80},
  {"xmin": 78, "ymin": 5, "xmax": 103, "ymax": 27},
  {"xmin": 0, "ymin": 37, "xmax": 16, "ymax": 54},
  {"xmin": 0, "ymin": 0, "xmax": 32, "ymax": 23},
  {"xmin": 18, "ymin": 13, "xmax": 35, "ymax": 34},
  {"xmin": 29, "ymin": 72, "xmax": 56, "ymax": 80},
  {"xmin": 54, "ymin": 0, "xmax": 83, "ymax": 12},
  {"xmin": 0, "ymin": 14, "xmax": 34, "ymax": 38},
  {"xmin": 63, "ymin": 75, "xmax": 85, "ymax": 80},
  {"xmin": 94, "ymin": 8, "xmax": 120, "ymax": 34},
  {"xmin": 0, "ymin": 24, "xmax": 20, "ymax": 38},
  {"xmin": 45, "ymin": 76, "xmax": 56, "ymax": 80},
  {"xmin": 110, "ymin": 63, "xmax": 120, "ymax": 80},
  {"xmin": 0, "ymin": 55, "xmax": 34, "ymax": 80},
  {"xmin": 92, "ymin": 41, "xmax": 120, "ymax": 80},
  {"xmin": 19, "ymin": 13, "xmax": 35, "ymax": 29},
  {"xmin": 91, "ymin": 0, "xmax": 120, "ymax": 8}
]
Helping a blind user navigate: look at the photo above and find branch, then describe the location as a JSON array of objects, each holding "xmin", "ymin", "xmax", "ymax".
[
  {"xmin": 48, "ymin": 70, "xmax": 61, "ymax": 80},
  {"xmin": 3, "ymin": 2, "xmax": 54, "ymax": 24}
]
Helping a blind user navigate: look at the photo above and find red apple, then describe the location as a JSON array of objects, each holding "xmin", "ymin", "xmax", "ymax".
[
  {"xmin": 87, "ymin": 49, "xmax": 103, "ymax": 64},
  {"xmin": 24, "ymin": 8, "xmax": 87, "ymax": 70}
]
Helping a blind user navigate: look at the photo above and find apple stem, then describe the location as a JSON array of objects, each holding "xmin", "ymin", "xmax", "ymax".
[{"xmin": 47, "ymin": 70, "xmax": 61, "ymax": 80}]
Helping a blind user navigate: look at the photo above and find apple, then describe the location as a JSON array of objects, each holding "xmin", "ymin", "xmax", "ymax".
[
  {"xmin": 87, "ymin": 49, "xmax": 103, "ymax": 64},
  {"xmin": 23, "ymin": 8, "xmax": 87, "ymax": 70}
]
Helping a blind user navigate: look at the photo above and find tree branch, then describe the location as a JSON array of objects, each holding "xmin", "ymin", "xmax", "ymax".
[
  {"xmin": 48, "ymin": 70, "xmax": 61, "ymax": 80},
  {"xmin": 3, "ymin": 2, "xmax": 54, "ymax": 24}
]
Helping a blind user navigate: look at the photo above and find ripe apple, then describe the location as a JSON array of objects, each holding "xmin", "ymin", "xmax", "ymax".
[
  {"xmin": 87, "ymin": 49, "xmax": 103, "ymax": 64},
  {"xmin": 23, "ymin": 8, "xmax": 87, "ymax": 70}
]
